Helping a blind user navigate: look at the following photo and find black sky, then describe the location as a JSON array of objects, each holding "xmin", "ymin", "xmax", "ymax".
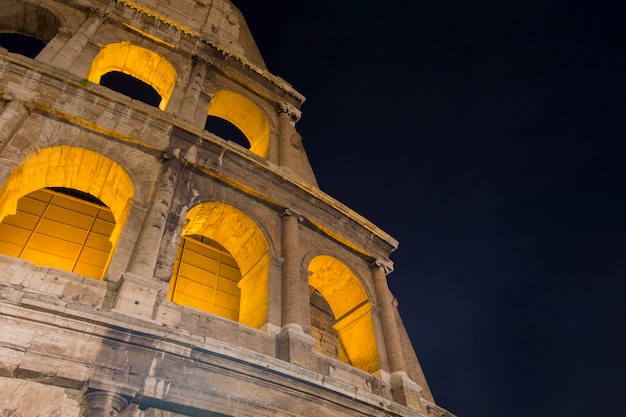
[{"xmin": 235, "ymin": 1, "xmax": 625, "ymax": 417}]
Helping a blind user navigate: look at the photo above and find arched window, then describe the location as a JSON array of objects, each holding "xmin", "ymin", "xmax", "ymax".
[
  {"xmin": 310, "ymin": 287, "xmax": 342, "ymax": 360},
  {"xmin": 0, "ymin": 33, "xmax": 46, "ymax": 58},
  {"xmin": 100, "ymin": 71, "xmax": 162, "ymax": 108},
  {"xmin": 204, "ymin": 115, "xmax": 250, "ymax": 149},
  {"xmin": 169, "ymin": 202, "xmax": 270, "ymax": 329},
  {"xmin": 0, "ymin": 146, "xmax": 134, "ymax": 280},
  {"xmin": 0, "ymin": 1, "xmax": 61, "ymax": 59},
  {"xmin": 308, "ymin": 255, "xmax": 381, "ymax": 374},
  {"xmin": 0, "ymin": 187, "xmax": 115, "ymax": 279},
  {"xmin": 87, "ymin": 42, "xmax": 177, "ymax": 111},
  {"xmin": 206, "ymin": 91, "xmax": 270, "ymax": 158},
  {"xmin": 169, "ymin": 235, "xmax": 242, "ymax": 321}
]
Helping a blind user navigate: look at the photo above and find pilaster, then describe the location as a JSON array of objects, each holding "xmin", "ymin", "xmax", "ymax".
[
  {"xmin": 0, "ymin": 96, "xmax": 29, "ymax": 154},
  {"xmin": 371, "ymin": 260, "xmax": 406, "ymax": 374},
  {"xmin": 126, "ymin": 152, "xmax": 184, "ymax": 279},
  {"xmin": 277, "ymin": 208, "xmax": 315, "ymax": 365},
  {"xmin": 277, "ymin": 102, "xmax": 301, "ymax": 169},
  {"xmin": 50, "ymin": 10, "xmax": 107, "ymax": 70},
  {"xmin": 279, "ymin": 208, "xmax": 306, "ymax": 329},
  {"xmin": 178, "ymin": 56, "xmax": 210, "ymax": 122}
]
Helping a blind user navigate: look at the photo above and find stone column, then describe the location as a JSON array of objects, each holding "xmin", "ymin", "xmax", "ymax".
[
  {"xmin": 372, "ymin": 260, "xmax": 425, "ymax": 409},
  {"xmin": 50, "ymin": 11, "xmax": 106, "ymax": 70},
  {"xmin": 266, "ymin": 255, "xmax": 285, "ymax": 334},
  {"xmin": 280, "ymin": 209, "xmax": 306, "ymax": 328},
  {"xmin": 371, "ymin": 262, "xmax": 406, "ymax": 374},
  {"xmin": 81, "ymin": 391, "xmax": 128, "ymax": 417},
  {"xmin": 113, "ymin": 154, "xmax": 183, "ymax": 319},
  {"xmin": 127, "ymin": 153, "xmax": 183, "ymax": 278},
  {"xmin": 277, "ymin": 103, "xmax": 301, "ymax": 169},
  {"xmin": 0, "ymin": 96, "xmax": 29, "ymax": 153},
  {"xmin": 178, "ymin": 56, "xmax": 209, "ymax": 122},
  {"xmin": 277, "ymin": 209, "xmax": 315, "ymax": 365}
]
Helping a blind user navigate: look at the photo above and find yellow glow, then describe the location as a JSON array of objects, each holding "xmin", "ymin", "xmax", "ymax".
[
  {"xmin": 169, "ymin": 236, "xmax": 242, "ymax": 321},
  {"xmin": 0, "ymin": 188, "xmax": 116, "ymax": 279},
  {"xmin": 309, "ymin": 255, "xmax": 380, "ymax": 374},
  {"xmin": 87, "ymin": 42, "xmax": 177, "ymax": 110},
  {"xmin": 208, "ymin": 90, "xmax": 270, "ymax": 158},
  {"xmin": 0, "ymin": 146, "xmax": 134, "ymax": 279},
  {"xmin": 0, "ymin": 146, "xmax": 133, "ymax": 243},
  {"xmin": 181, "ymin": 202, "xmax": 270, "ymax": 328}
]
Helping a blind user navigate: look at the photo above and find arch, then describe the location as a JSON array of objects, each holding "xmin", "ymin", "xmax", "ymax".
[
  {"xmin": 0, "ymin": 146, "xmax": 134, "ymax": 278},
  {"xmin": 207, "ymin": 90, "xmax": 270, "ymax": 158},
  {"xmin": 0, "ymin": 33, "xmax": 46, "ymax": 58},
  {"xmin": 204, "ymin": 115, "xmax": 249, "ymax": 149},
  {"xmin": 172, "ymin": 201, "xmax": 271, "ymax": 329},
  {"xmin": 308, "ymin": 255, "xmax": 380, "ymax": 374},
  {"xmin": 87, "ymin": 42, "xmax": 177, "ymax": 111},
  {"xmin": 0, "ymin": 0, "xmax": 62, "ymax": 44},
  {"xmin": 100, "ymin": 71, "xmax": 162, "ymax": 108}
]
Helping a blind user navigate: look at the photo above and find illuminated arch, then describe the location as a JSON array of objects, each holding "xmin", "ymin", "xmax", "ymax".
[
  {"xmin": 173, "ymin": 201, "xmax": 270, "ymax": 329},
  {"xmin": 207, "ymin": 90, "xmax": 270, "ymax": 158},
  {"xmin": 0, "ymin": 146, "xmax": 134, "ymax": 277},
  {"xmin": 87, "ymin": 42, "xmax": 177, "ymax": 110},
  {"xmin": 308, "ymin": 255, "xmax": 380, "ymax": 374}
]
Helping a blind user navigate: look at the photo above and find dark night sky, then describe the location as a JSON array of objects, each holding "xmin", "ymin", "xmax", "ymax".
[{"xmin": 234, "ymin": 1, "xmax": 625, "ymax": 417}]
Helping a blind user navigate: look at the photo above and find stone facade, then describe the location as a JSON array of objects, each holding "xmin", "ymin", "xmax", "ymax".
[{"xmin": 0, "ymin": 1, "xmax": 456, "ymax": 416}]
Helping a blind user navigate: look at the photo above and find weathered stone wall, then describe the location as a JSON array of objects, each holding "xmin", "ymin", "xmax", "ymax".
[{"xmin": 0, "ymin": 378, "xmax": 81, "ymax": 417}]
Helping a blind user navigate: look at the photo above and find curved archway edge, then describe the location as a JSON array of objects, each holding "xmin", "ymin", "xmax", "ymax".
[{"xmin": 0, "ymin": 146, "xmax": 134, "ymax": 245}]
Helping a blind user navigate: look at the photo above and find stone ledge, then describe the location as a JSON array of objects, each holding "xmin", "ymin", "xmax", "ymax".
[{"xmin": 0, "ymin": 295, "xmax": 428, "ymax": 416}]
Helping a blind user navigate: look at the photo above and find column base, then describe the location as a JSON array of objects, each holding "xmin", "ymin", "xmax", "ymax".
[
  {"xmin": 390, "ymin": 371, "xmax": 426, "ymax": 411},
  {"xmin": 276, "ymin": 324, "xmax": 317, "ymax": 368},
  {"xmin": 112, "ymin": 273, "xmax": 169, "ymax": 319}
]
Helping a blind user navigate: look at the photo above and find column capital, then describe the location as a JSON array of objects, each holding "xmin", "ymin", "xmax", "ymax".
[
  {"xmin": 278, "ymin": 102, "xmax": 301, "ymax": 124},
  {"xmin": 1, "ymin": 92, "xmax": 14, "ymax": 105},
  {"xmin": 280, "ymin": 208, "xmax": 304, "ymax": 222},
  {"xmin": 81, "ymin": 390, "xmax": 129, "ymax": 417},
  {"xmin": 160, "ymin": 148, "xmax": 188, "ymax": 166},
  {"xmin": 89, "ymin": 6, "xmax": 112, "ymax": 21},
  {"xmin": 370, "ymin": 258, "xmax": 394, "ymax": 274},
  {"xmin": 191, "ymin": 53, "xmax": 214, "ymax": 68}
]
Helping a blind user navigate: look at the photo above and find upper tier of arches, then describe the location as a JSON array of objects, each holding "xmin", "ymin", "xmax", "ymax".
[
  {"xmin": 0, "ymin": 0, "xmax": 285, "ymax": 163},
  {"xmin": 0, "ymin": 144, "xmax": 380, "ymax": 375}
]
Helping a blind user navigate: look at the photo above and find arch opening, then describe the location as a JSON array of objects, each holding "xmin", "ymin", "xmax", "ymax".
[
  {"xmin": 0, "ymin": 33, "xmax": 46, "ymax": 58},
  {"xmin": 0, "ymin": 188, "xmax": 115, "ymax": 279},
  {"xmin": 0, "ymin": 146, "xmax": 134, "ymax": 280},
  {"xmin": 0, "ymin": 1, "xmax": 61, "ymax": 58},
  {"xmin": 100, "ymin": 71, "xmax": 162, "ymax": 108},
  {"xmin": 308, "ymin": 255, "xmax": 380, "ymax": 374},
  {"xmin": 169, "ymin": 202, "xmax": 270, "ymax": 329},
  {"xmin": 87, "ymin": 42, "xmax": 177, "ymax": 111},
  {"xmin": 169, "ymin": 235, "xmax": 242, "ymax": 321},
  {"xmin": 207, "ymin": 90, "xmax": 270, "ymax": 158},
  {"xmin": 204, "ymin": 115, "xmax": 250, "ymax": 149},
  {"xmin": 310, "ymin": 286, "xmax": 343, "ymax": 360}
]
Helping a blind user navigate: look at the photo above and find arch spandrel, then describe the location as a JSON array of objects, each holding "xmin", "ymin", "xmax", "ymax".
[
  {"xmin": 181, "ymin": 201, "xmax": 271, "ymax": 329},
  {"xmin": 207, "ymin": 90, "xmax": 270, "ymax": 158},
  {"xmin": 87, "ymin": 42, "xmax": 177, "ymax": 110}
]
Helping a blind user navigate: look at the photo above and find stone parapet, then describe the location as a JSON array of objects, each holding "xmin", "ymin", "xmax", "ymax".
[{"xmin": 0, "ymin": 283, "xmax": 439, "ymax": 416}]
